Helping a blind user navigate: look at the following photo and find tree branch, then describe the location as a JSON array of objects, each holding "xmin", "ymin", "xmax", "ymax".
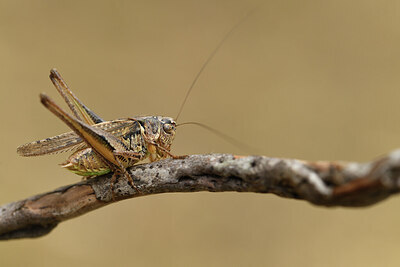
[{"xmin": 2, "ymin": 151, "xmax": 400, "ymax": 240}]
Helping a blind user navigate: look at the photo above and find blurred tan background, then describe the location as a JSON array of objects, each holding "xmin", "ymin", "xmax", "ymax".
[{"xmin": 1, "ymin": 0, "xmax": 400, "ymax": 266}]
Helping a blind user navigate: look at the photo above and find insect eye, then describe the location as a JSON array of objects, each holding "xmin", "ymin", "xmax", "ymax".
[{"xmin": 163, "ymin": 123, "xmax": 174, "ymax": 133}]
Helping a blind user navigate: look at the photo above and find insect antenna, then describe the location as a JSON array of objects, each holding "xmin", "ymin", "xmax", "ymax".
[
  {"xmin": 175, "ymin": 8, "xmax": 256, "ymax": 122},
  {"xmin": 176, "ymin": 121, "xmax": 258, "ymax": 154}
]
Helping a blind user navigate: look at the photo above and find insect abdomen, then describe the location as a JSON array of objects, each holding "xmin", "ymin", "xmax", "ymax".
[{"xmin": 62, "ymin": 148, "xmax": 111, "ymax": 176}]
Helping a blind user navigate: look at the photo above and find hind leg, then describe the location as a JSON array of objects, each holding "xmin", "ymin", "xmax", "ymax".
[{"xmin": 112, "ymin": 152, "xmax": 143, "ymax": 195}]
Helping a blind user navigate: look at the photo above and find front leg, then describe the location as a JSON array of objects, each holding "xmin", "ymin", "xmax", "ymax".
[{"xmin": 145, "ymin": 140, "xmax": 187, "ymax": 161}]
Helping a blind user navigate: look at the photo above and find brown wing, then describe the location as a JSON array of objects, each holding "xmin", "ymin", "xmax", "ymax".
[{"xmin": 17, "ymin": 119, "xmax": 140, "ymax": 157}]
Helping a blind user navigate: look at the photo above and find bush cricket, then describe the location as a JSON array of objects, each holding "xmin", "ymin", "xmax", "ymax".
[
  {"xmin": 18, "ymin": 69, "xmax": 184, "ymax": 193},
  {"xmin": 16, "ymin": 11, "xmax": 254, "ymax": 194}
]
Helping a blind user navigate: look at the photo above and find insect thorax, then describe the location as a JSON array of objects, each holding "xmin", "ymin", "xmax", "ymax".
[{"xmin": 136, "ymin": 116, "xmax": 177, "ymax": 152}]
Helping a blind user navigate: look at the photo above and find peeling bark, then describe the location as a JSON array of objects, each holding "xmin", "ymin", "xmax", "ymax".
[{"xmin": 2, "ymin": 151, "xmax": 400, "ymax": 240}]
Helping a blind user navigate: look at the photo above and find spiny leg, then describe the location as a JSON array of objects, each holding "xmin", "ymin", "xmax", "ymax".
[
  {"xmin": 49, "ymin": 69, "xmax": 103, "ymax": 124},
  {"xmin": 41, "ymin": 94, "xmax": 139, "ymax": 197},
  {"xmin": 109, "ymin": 171, "xmax": 120, "ymax": 201},
  {"xmin": 113, "ymin": 152, "xmax": 143, "ymax": 194},
  {"xmin": 41, "ymin": 93, "xmax": 130, "ymax": 166},
  {"xmin": 113, "ymin": 151, "xmax": 142, "ymax": 158},
  {"xmin": 143, "ymin": 138, "xmax": 187, "ymax": 160}
]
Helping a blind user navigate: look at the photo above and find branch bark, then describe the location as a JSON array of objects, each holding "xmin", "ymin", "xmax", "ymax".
[{"xmin": 2, "ymin": 151, "xmax": 400, "ymax": 240}]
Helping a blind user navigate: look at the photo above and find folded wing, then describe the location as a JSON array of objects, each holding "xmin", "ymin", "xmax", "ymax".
[{"xmin": 17, "ymin": 119, "xmax": 139, "ymax": 156}]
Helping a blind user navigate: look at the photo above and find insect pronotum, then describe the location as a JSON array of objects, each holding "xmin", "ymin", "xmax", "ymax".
[{"xmin": 17, "ymin": 10, "xmax": 254, "ymax": 193}]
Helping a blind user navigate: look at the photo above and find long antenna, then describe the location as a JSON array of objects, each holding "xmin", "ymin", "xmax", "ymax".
[
  {"xmin": 175, "ymin": 8, "xmax": 256, "ymax": 121},
  {"xmin": 177, "ymin": 121, "xmax": 258, "ymax": 154}
]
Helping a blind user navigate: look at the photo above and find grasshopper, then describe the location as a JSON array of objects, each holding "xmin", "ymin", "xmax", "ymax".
[
  {"xmin": 18, "ymin": 69, "xmax": 183, "ymax": 192},
  {"xmin": 17, "ymin": 11, "xmax": 254, "ymax": 193}
]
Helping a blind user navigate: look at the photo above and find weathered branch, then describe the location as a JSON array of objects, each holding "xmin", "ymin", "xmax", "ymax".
[{"xmin": 2, "ymin": 151, "xmax": 400, "ymax": 240}]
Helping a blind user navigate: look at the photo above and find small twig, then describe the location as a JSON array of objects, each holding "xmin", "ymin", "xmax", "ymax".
[{"xmin": 2, "ymin": 151, "xmax": 400, "ymax": 240}]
